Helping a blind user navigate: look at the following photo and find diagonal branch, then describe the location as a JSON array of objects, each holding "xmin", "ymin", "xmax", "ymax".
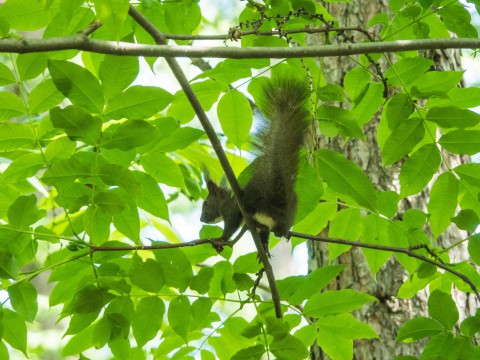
[
  {"xmin": 290, "ymin": 231, "xmax": 480, "ymax": 302},
  {"xmin": 127, "ymin": 5, "xmax": 283, "ymax": 318}
]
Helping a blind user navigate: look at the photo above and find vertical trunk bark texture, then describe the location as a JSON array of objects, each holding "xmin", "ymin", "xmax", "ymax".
[{"xmin": 308, "ymin": 1, "xmax": 477, "ymax": 359}]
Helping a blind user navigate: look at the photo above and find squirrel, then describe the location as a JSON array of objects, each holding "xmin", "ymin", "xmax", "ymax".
[{"xmin": 200, "ymin": 76, "xmax": 310, "ymax": 253}]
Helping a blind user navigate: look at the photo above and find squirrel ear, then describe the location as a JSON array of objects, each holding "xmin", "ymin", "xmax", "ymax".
[{"xmin": 207, "ymin": 180, "xmax": 219, "ymax": 194}]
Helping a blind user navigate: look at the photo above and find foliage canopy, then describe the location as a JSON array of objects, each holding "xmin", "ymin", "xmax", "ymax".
[{"xmin": 0, "ymin": 0, "xmax": 479, "ymax": 359}]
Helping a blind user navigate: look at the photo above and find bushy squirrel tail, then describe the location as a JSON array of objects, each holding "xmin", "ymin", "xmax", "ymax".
[{"xmin": 257, "ymin": 77, "xmax": 310, "ymax": 185}]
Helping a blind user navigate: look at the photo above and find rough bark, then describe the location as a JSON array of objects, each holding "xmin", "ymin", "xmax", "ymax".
[{"xmin": 308, "ymin": 1, "xmax": 477, "ymax": 359}]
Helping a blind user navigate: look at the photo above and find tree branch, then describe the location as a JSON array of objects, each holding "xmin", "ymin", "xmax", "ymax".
[
  {"xmin": 127, "ymin": 5, "xmax": 283, "ymax": 318},
  {"xmin": 290, "ymin": 231, "xmax": 480, "ymax": 302},
  {"xmin": 0, "ymin": 36, "xmax": 478, "ymax": 59},
  {"xmin": 90, "ymin": 237, "xmax": 232, "ymax": 252}
]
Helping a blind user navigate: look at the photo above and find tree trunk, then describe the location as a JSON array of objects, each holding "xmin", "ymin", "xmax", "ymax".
[{"xmin": 308, "ymin": 2, "xmax": 477, "ymax": 359}]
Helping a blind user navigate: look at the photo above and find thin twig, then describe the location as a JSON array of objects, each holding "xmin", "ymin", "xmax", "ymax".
[
  {"xmin": 127, "ymin": 5, "xmax": 283, "ymax": 318},
  {"xmin": 91, "ymin": 237, "xmax": 232, "ymax": 252},
  {"xmin": 160, "ymin": 26, "xmax": 372, "ymax": 41},
  {"xmin": 289, "ymin": 231, "xmax": 480, "ymax": 302},
  {"xmin": 77, "ymin": 20, "xmax": 102, "ymax": 36}
]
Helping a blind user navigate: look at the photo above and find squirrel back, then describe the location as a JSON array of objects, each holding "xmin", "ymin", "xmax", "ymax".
[
  {"xmin": 243, "ymin": 77, "xmax": 310, "ymax": 237},
  {"xmin": 200, "ymin": 76, "xmax": 310, "ymax": 244}
]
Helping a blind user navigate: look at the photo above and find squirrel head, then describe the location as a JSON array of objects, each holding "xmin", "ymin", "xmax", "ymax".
[{"xmin": 200, "ymin": 180, "xmax": 225, "ymax": 224}]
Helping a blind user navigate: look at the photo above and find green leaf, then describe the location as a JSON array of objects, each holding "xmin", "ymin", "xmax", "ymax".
[
  {"xmin": 385, "ymin": 93, "xmax": 413, "ymax": 130},
  {"xmin": 397, "ymin": 272, "xmax": 439, "ymax": 299},
  {"xmin": 428, "ymin": 290, "xmax": 459, "ymax": 330},
  {"xmin": 0, "ymin": 153, "xmax": 44, "ymax": 183},
  {"xmin": 438, "ymin": 3, "xmax": 478, "ymax": 38},
  {"xmin": 0, "ymin": 249, "xmax": 19, "ymax": 279},
  {"xmin": 0, "ymin": 0, "xmax": 50, "ymax": 31},
  {"xmin": 454, "ymin": 163, "xmax": 480, "ymax": 186},
  {"xmin": 0, "ymin": 123, "xmax": 35, "ymax": 151},
  {"xmin": 132, "ymin": 297, "xmax": 165, "ymax": 347},
  {"xmin": 62, "ymin": 324, "xmax": 95, "ymax": 356},
  {"xmin": 93, "ymin": 191, "xmax": 128, "ymax": 215},
  {"xmin": 460, "ymin": 316, "xmax": 480, "ymax": 337},
  {"xmin": 411, "ymin": 71, "xmax": 463, "ymax": 98},
  {"xmin": 8, "ymin": 281, "xmax": 37, "ymax": 322},
  {"xmin": 382, "ymin": 116, "xmax": 425, "ymax": 165},
  {"xmin": 317, "ymin": 149, "xmax": 377, "ymax": 211},
  {"xmin": 361, "ymin": 215, "xmax": 392, "ymax": 274},
  {"xmin": 7, "ymin": 194, "xmax": 39, "ymax": 229},
  {"xmin": 428, "ymin": 172, "xmax": 458, "ymax": 238},
  {"xmin": 277, "ymin": 265, "xmax": 344, "ymax": 305},
  {"xmin": 0, "ymin": 91, "xmax": 26, "ymax": 121},
  {"xmin": 293, "ymin": 201, "xmax": 337, "ymax": 240},
  {"xmin": 428, "ymin": 86, "xmax": 480, "ymax": 109},
  {"xmin": 48, "ymin": 60, "xmax": 105, "ymax": 114},
  {"xmin": 153, "ymin": 126, "xmax": 205, "ymax": 152},
  {"xmin": 270, "ymin": 334, "xmax": 309, "ymax": 360},
  {"xmin": 3, "ymin": 309, "xmax": 27, "ymax": 356},
  {"xmin": 385, "ymin": 57, "xmax": 434, "ymax": 88},
  {"xmin": 426, "ymin": 106, "xmax": 480, "ymax": 129},
  {"xmin": 141, "ymin": 152, "xmax": 185, "ymax": 188},
  {"xmin": 316, "ymin": 105, "xmax": 364, "ymax": 139},
  {"xmin": 168, "ymin": 295, "xmax": 192, "ymax": 342},
  {"xmin": 50, "ymin": 105, "xmax": 102, "ymax": 145},
  {"xmin": 17, "ymin": 53, "xmax": 48, "ymax": 81},
  {"xmin": 103, "ymin": 120, "xmax": 160, "ymax": 150},
  {"xmin": 155, "ymin": 249, "xmax": 193, "ymax": 292},
  {"xmin": 99, "ymin": 55, "xmax": 139, "ymax": 99},
  {"xmin": 217, "ymin": 90, "xmax": 253, "ymax": 148},
  {"xmin": 316, "ymin": 313, "xmax": 378, "ymax": 340},
  {"xmin": 191, "ymin": 297, "xmax": 213, "ymax": 331},
  {"xmin": 396, "ymin": 316, "xmax": 444, "ymax": 342},
  {"xmin": 233, "ymin": 252, "xmax": 262, "ymax": 274},
  {"xmin": 133, "ymin": 172, "xmax": 169, "ymax": 220},
  {"xmin": 168, "ymin": 80, "xmax": 227, "ymax": 123},
  {"xmin": 65, "ymin": 285, "xmax": 113, "ymax": 314},
  {"xmin": 209, "ymin": 261, "xmax": 236, "ymax": 297},
  {"xmin": 64, "ymin": 312, "xmax": 99, "ymax": 336},
  {"xmin": 190, "ymin": 267, "xmax": 214, "ymax": 295},
  {"xmin": 439, "ymin": 130, "xmax": 480, "ymax": 155},
  {"xmin": 92, "ymin": 317, "xmax": 111, "ymax": 349},
  {"xmin": 0, "ymin": 63, "xmax": 16, "ymax": 86},
  {"xmin": 98, "ymin": 164, "xmax": 140, "ymax": 195},
  {"xmin": 351, "ymin": 82, "xmax": 385, "ymax": 127},
  {"xmin": 28, "ymin": 79, "xmax": 65, "ymax": 114},
  {"xmin": 328, "ymin": 208, "xmax": 362, "ymax": 259},
  {"xmin": 129, "ymin": 255, "xmax": 164, "ymax": 293},
  {"xmin": 164, "ymin": 0, "xmax": 201, "ymax": 35},
  {"xmin": 294, "ymin": 160, "xmax": 324, "ymax": 223},
  {"xmin": 468, "ymin": 234, "xmax": 480, "ymax": 266},
  {"xmin": 113, "ymin": 205, "xmax": 140, "ymax": 242},
  {"xmin": 452, "ymin": 209, "xmax": 479, "ymax": 232},
  {"xmin": 421, "ymin": 332, "xmax": 456, "ymax": 359},
  {"xmin": 92, "ymin": 0, "xmax": 129, "ymax": 41},
  {"xmin": 400, "ymin": 143, "xmax": 441, "ymax": 196},
  {"xmin": 317, "ymin": 330, "xmax": 352, "ymax": 360},
  {"xmin": 304, "ymin": 290, "xmax": 377, "ymax": 317},
  {"xmin": 231, "ymin": 345, "xmax": 265, "ymax": 360},
  {"xmin": 317, "ymin": 83, "xmax": 346, "ymax": 102},
  {"xmin": 44, "ymin": 137, "xmax": 76, "ymax": 162},
  {"xmin": 105, "ymin": 86, "xmax": 173, "ymax": 119},
  {"xmin": 344, "ymin": 67, "xmax": 370, "ymax": 102},
  {"xmin": 329, "ymin": 208, "xmax": 362, "ymax": 241}
]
